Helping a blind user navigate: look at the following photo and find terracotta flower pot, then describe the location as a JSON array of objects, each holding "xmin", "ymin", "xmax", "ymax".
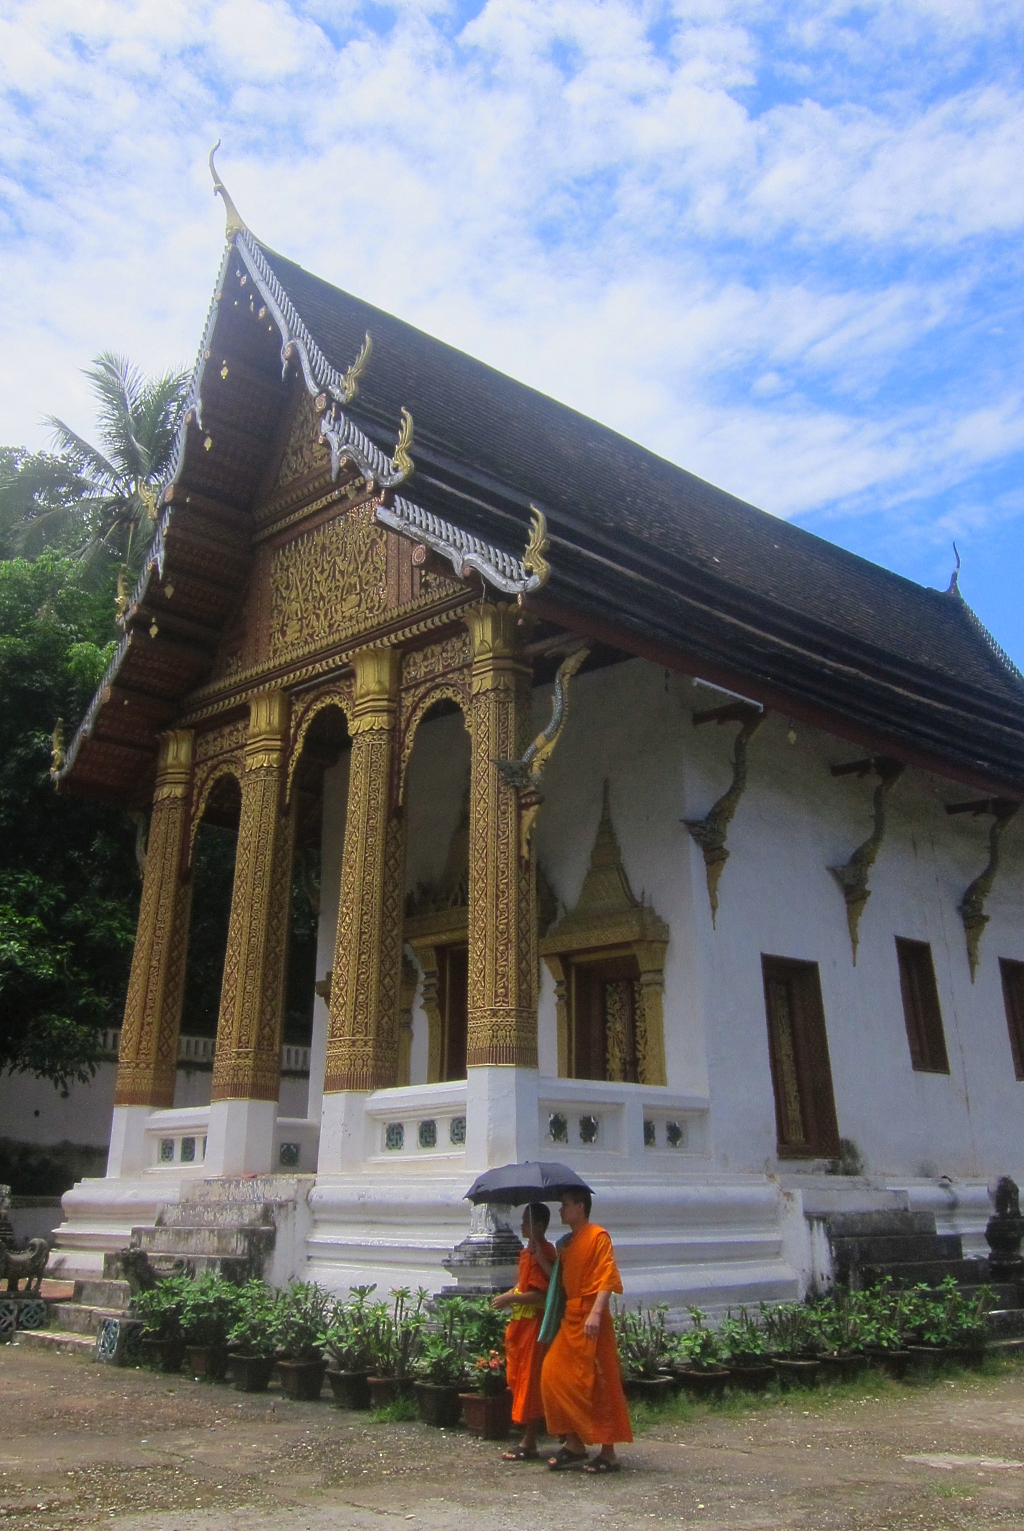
[
  {"xmin": 367, "ymin": 1376, "xmax": 415, "ymax": 1409},
  {"xmin": 771, "ymin": 1357, "xmax": 821, "ymax": 1389},
  {"xmin": 414, "ymin": 1381, "xmax": 464, "ymax": 1428},
  {"xmin": 818, "ymin": 1353, "xmax": 868, "ymax": 1384},
  {"xmin": 727, "ymin": 1363, "xmax": 774, "ymax": 1392},
  {"xmin": 674, "ymin": 1366, "xmax": 730, "ymax": 1401},
  {"xmin": 232, "ymin": 1354, "xmax": 277, "ymax": 1393},
  {"xmin": 277, "ymin": 1358, "xmax": 327, "ymax": 1401},
  {"xmin": 327, "ymin": 1370, "xmax": 372, "ymax": 1410},
  {"xmin": 460, "ymin": 1388, "xmax": 513, "ymax": 1439},
  {"xmin": 187, "ymin": 1344, "xmax": 229, "ymax": 1381}
]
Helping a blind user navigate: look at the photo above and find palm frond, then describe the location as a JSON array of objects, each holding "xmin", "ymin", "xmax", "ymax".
[{"xmin": 45, "ymin": 417, "xmax": 119, "ymax": 489}]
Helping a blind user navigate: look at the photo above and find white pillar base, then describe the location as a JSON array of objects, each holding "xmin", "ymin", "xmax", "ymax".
[
  {"xmin": 106, "ymin": 1105, "xmax": 151, "ymax": 1178},
  {"xmin": 464, "ymin": 1067, "xmax": 540, "ymax": 1172},
  {"xmin": 317, "ymin": 1091, "xmax": 368, "ymax": 1174},
  {"xmin": 204, "ymin": 1098, "xmax": 277, "ymax": 1177}
]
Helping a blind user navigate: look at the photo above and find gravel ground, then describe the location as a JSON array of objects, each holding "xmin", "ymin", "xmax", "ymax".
[{"xmin": 3, "ymin": 1343, "xmax": 1024, "ymax": 1530}]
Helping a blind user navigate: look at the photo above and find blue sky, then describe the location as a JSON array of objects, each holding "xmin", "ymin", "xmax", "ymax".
[{"xmin": 2, "ymin": 0, "xmax": 1022, "ymax": 665}]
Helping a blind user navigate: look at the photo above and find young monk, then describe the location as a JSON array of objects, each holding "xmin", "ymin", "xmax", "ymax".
[
  {"xmin": 491, "ymin": 1203, "xmax": 556, "ymax": 1460},
  {"xmin": 540, "ymin": 1188, "xmax": 632, "ymax": 1473}
]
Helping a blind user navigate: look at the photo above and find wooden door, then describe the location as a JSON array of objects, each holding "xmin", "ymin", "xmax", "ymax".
[
  {"xmin": 761, "ymin": 956, "xmax": 840, "ymax": 1159},
  {"xmin": 570, "ymin": 954, "xmax": 642, "ymax": 1082}
]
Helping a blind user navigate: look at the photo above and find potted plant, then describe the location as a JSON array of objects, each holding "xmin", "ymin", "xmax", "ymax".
[
  {"xmin": 367, "ymin": 1288, "xmax": 427, "ymax": 1408},
  {"xmin": 414, "ymin": 1297, "xmax": 470, "ymax": 1427},
  {"xmin": 180, "ymin": 1273, "xmax": 241, "ymax": 1381},
  {"xmin": 133, "ymin": 1274, "xmax": 190, "ymax": 1372},
  {"xmin": 814, "ymin": 1292, "xmax": 869, "ymax": 1383},
  {"xmin": 860, "ymin": 1280, "xmax": 913, "ymax": 1380},
  {"xmin": 460, "ymin": 1349, "xmax": 514, "ymax": 1439},
  {"xmin": 903, "ymin": 1283, "xmax": 952, "ymax": 1374},
  {"xmin": 761, "ymin": 1302, "xmax": 821, "ymax": 1388},
  {"xmin": 275, "ymin": 1280, "xmax": 332, "ymax": 1400},
  {"xmin": 944, "ymin": 1279, "xmax": 991, "ymax": 1367},
  {"xmin": 673, "ymin": 1306, "xmax": 729, "ymax": 1399},
  {"xmin": 321, "ymin": 1284, "xmax": 378, "ymax": 1409},
  {"xmin": 717, "ymin": 1308, "xmax": 774, "ymax": 1391},
  {"xmin": 614, "ymin": 1303, "xmax": 675, "ymax": 1403},
  {"xmin": 227, "ymin": 1280, "xmax": 281, "ymax": 1392}
]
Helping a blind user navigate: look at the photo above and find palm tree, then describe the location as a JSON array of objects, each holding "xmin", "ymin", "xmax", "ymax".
[{"xmin": 2, "ymin": 352, "xmax": 189, "ymax": 577}]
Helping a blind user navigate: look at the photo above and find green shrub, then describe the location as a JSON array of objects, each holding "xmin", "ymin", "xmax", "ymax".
[
  {"xmin": 275, "ymin": 1280, "xmax": 333, "ymax": 1362},
  {"xmin": 320, "ymin": 1284, "xmax": 379, "ymax": 1372},
  {"xmin": 132, "ymin": 1274, "xmax": 192, "ymax": 1342},
  {"xmin": 227, "ymin": 1280, "xmax": 282, "ymax": 1358},
  {"xmin": 614, "ymin": 1301, "xmax": 673, "ymax": 1379},
  {"xmin": 179, "ymin": 1273, "xmax": 243, "ymax": 1348}
]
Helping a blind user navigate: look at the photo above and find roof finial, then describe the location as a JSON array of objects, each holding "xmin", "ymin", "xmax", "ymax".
[
  {"xmin": 208, "ymin": 141, "xmax": 248, "ymax": 240},
  {"xmin": 946, "ymin": 541, "xmax": 962, "ymax": 595}
]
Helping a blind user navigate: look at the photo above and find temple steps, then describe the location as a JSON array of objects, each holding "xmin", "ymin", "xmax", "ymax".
[{"xmin": 17, "ymin": 1328, "xmax": 95, "ymax": 1357}]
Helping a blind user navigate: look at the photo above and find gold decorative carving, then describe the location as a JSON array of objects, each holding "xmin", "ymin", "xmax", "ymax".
[
  {"xmin": 828, "ymin": 756, "xmax": 904, "ymax": 964},
  {"xmin": 523, "ymin": 506, "xmax": 550, "ymax": 589},
  {"xmin": 341, "ymin": 332, "xmax": 372, "ymax": 405},
  {"xmin": 114, "ymin": 730, "xmax": 195, "ymax": 1108},
  {"xmin": 268, "ymin": 504, "xmax": 388, "ymax": 664},
  {"xmin": 683, "ymin": 702, "xmax": 764, "ymax": 927},
  {"xmin": 324, "ymin": 648, "xmax": 406, "ymax": 1092},
  {"xmin": 540, "ymin": 781, "xmax": 669, "ymax": 1087},
  {"xmin": 286, "ymin": 679, "xmax": 354, "ymax": 801},
  {"xmin": 209, "ymin": 141, "xmax": 247, "ymax": 239},
  {"xmin": 397, "ymin": 952, "xmax": 417, "ymax": 1087},
  {"xmin": 180, "ymin": 588, "xmax": 475, "ymax": 728},
  {"xmin": 398, "ymin": 641, "xmax": 473, "ymax": 801},
  {"xmin": 210, "ymin": 692, "xmax": 293, "ymax": 1103},
  {"xmin": 946, "ymin": 797, "xmax": 1020, "ymax": 980},
  {"xmin": 495, "ymin": 645, "xmax": 588, "ymax": 859},
  {"xmin": 277, "ymin": 386, "xmax": 330, "ymax": 487},
  {"xmin": 392, "ymin": 408, "xmax": 414, "ymax": 481},
  {"xmin": 465, "ymin": 604, "xmax": 537, "ymax": 1069},
  {"xmin": 50, "ymin": 718, "xmax": 65, "ymax": 779},
  {"xmin": 195, "ymin": 719, "xmax": 247, "ymax": 762}
]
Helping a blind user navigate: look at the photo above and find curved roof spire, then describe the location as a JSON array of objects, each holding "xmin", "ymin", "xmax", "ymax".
[
  {"xmin": 208, "ymin": 142, "xmax": 248, "ymax": 240},
  {"xmin": 946, "ymin": 541, "xmax": 962, "ymax": 595}
]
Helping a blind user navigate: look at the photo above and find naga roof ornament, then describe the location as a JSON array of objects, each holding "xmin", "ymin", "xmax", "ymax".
[{"xmin": 209, "ymin": 142, "xmax": 248, "ymax": 240}]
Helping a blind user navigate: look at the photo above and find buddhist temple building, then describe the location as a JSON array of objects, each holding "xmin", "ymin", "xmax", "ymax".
[{"xmin": 46, "ymin": 163, "xmax": 1024, "ymax": 1307}]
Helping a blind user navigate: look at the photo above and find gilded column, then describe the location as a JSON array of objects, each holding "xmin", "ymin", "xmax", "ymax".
[
  {"xmin": 324, "ymin": 647, "xmax": 404, "ymax": 1093},
  {"xmin": 465, "ymin": 604, "xmax": 537, "ymax": 1068},
  {"xmin": 210, "ymin": 691, "xmax": 294, "ymax": 1103},
  {"xmin": 114, "ymin": 730, "xmax": 194, "ymax": 1108}
]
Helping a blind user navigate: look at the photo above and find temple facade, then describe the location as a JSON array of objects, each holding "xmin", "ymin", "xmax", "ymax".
[{"xmin": 48, "ymin": 177, "xmax": 1024, "ymax": 1310}]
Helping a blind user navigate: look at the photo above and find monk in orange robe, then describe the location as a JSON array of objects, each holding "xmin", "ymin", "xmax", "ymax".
[
  {"xmin": 541, "ymin": 1188, "xmax": 632, "ymax": 1473},
  {"xmin": 492, "ymin": 1203, "xmax": 556, "ymax": 1460}
]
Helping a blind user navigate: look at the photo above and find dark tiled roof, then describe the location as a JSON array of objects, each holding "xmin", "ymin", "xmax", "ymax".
[{"xmin": 258, "ymin": 242, "xmax": 1024, "ymax": 791}]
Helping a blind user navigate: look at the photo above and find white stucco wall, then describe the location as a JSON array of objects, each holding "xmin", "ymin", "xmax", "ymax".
[{"xmin": 532, "ymin": 657, "xmax": 1024, "ymax": 1184}]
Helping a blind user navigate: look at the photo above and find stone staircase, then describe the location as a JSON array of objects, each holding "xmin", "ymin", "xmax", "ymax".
[
  {"xmin": 821, "ymin": 1208, "xmax": 1024, "ymax": 1347},
  {"xmin": 22, "ymin": 1182, "xmax": 283, "ymax": 1356}
]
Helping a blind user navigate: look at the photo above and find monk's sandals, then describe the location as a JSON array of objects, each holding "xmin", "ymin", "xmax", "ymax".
[
  {"xmin": 547, "ymin": 1447, "xmax": 589, "ymax": 1471},
  {"xmin": 584, "ymin": 1457, "xmax": 621, "ymax": 1474}
]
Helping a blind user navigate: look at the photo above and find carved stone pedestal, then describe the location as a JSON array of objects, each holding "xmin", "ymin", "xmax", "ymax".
[
  {"xmin": 986, "ymin": 1175, "xmax": 1024, "ymax": 1278},
  {"xmin": 440, "ymin": 1203, "xmax": 523, "ymax": 1295}
]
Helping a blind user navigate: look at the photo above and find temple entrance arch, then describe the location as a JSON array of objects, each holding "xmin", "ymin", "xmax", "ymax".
[
  {"xmin": 177, "ymin": 771, "xmax": 242, "ymax": 1104},
  {"xmin": 402, "ymin": 697, "xmax": 472, "ymax": 1084}
]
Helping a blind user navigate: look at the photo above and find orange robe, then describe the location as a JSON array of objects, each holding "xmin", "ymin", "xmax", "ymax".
[
  {"xmin": 504, "ymin": 1240, "xmax": 556, "ymax": 1425},
  {"xmin": 540, "ymin": 1222, "xmax": 632, "ymax": 1446}
]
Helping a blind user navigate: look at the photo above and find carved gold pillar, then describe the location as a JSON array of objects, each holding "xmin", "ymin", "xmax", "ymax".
[
  {"xmin": 324, "ymin": 647, "xmax": 405, "ymax": 1093},
  {"xmin": 114, "ymin": 731, "xmax": 194, "ymax": 1108},
  {"xmin": 465, "ymin": 604, "xmax": 537, "ymax": 1068},
  {"xmin": 210, "ymin": 691, "xmax": 294, "ymax": 1103}
]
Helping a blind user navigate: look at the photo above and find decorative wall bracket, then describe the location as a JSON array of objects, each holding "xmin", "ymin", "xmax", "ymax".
[
  {"xmin": 682, "ymin": 701, "xmax": 764, "ymax": 927},
  {"xmin": 827, "ymin": 756, "xmax": 904, "ymax": 964},
  {"xmin": 945, "ymin": 797, "xmax": 1020, "ymax": 980},
  {"xmin": 495, "ymin": 645, "xmax": 589, "ymax": 860}
]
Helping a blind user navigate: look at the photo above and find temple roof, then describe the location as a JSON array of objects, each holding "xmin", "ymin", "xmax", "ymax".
[{"xmin": 58, "ymin": 226, "xmax": 1024, "ymax": 801}]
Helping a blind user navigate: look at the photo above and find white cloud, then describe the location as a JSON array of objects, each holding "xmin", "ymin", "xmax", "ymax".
[{"xmin": 0, "ymin": 0, "xmax": 1021, "ymax": 566}]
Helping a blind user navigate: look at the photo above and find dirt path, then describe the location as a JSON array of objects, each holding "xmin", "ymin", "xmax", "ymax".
[{"xmin": 3, "ymin": 1344, "xmax": 1024, "ymax": 1530}]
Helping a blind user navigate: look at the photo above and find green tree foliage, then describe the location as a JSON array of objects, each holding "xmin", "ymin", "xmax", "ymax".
[
  {"xmin": 2, "ymin": 353, "xmax": 188, "ymax": 573},
  {"xmin": 0, "ymin": 555, "xmax": 139, "ymax": 1087}
]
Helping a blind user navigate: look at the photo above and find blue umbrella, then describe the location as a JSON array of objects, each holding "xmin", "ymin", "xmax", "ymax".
[{"xmin": 465, "ymin": 1161, "xmax": 593, "ymax": 1205}]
